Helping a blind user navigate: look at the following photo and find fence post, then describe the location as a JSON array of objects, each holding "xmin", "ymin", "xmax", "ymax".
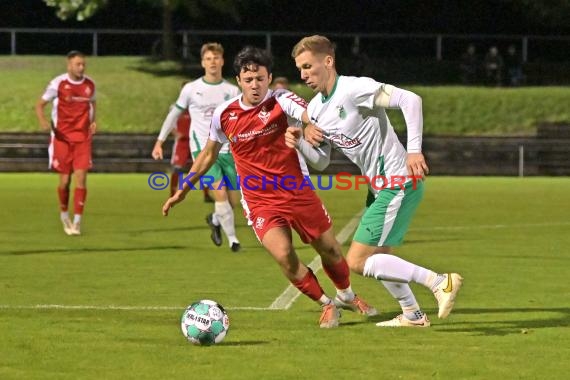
[
  {"xmin": 265, "ymin": 33, "xmax": 271, "ymax": 53},
  {"xmin": 11, "ymin": 30, "xmax": 16, "ymax": 55},
  {"xmin": 92, "ymin": 31, "xmax": 98, "ymax": 56},
  {"xmin": 436, "ymin": 35, "xmax": 442, "ymax": 60},
  {"xmin": 522, "ymin": 36, "xmax": 528, "ymax": 63},
  {"xmin": 182, "ymin": 31, "xmax": 189, "ymax": 59},
  {"xmin": 518, "ymin": 145, "xmax": 524, "ymax": 177}
]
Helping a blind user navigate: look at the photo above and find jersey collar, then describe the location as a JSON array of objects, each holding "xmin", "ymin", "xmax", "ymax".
[
  {"xmin": 321, "ymin": 75, "xmax": 339, "ymax": 103},
  {"xmin": 201, "ymin": 77, "xmax": 224, "ymax": 85}
]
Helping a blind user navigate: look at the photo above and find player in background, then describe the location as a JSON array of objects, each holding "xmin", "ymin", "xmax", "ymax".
[
  {"xmin": 271, "ymin": 76, "xmax": 290, "ymax": 90},
  {"xmin": 162, "ymin": 46, "xmax": 377, "ymax": 328},
  {"xmin": 152, "ymin": 82, "xmax": 213, "ymax": 201},
  {"xmin": 156, "ymin": 43, "xmax": 242, "ymax": 252},
  {"xmin": 35, "ymin": 50, "xmax": 96, "ymax": 236},
  {"xmin": 152, "ymin": 103, "xmax": 192, "ymax": 196},
  {"xmin": 288, "ymin": 35, "xmax": 463, "ymax": 327}
]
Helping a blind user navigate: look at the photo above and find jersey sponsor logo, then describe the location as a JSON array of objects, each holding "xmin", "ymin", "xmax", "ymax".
[
  {"xmin": 329, "ymin": 133, "xmax": 362, "ymax": 149},
  {"xmin": 64, "ymin": 95, "xmax": 92, "ymax": 103},
  {"xmin": 236, "ymin": 123, "xmax": 279, "ymax": 141},
  {"xmin": 258, "ymin": 106, "xmax": 270, "ymax": 124},
  {"xmin": 204, "ymin": 106, "xmax": 216, "ymax": 118}
]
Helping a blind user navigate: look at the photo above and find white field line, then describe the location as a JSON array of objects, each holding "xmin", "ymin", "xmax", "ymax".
[
  {"xmin": 409, "ymin": 221, "xmax": 570, "ymax": 232},
  {"xmin": 0, "ymin": 304, "xmax": 272, "ymax": 311},
  {"xmin": 268, "ymin": 210, "xmax": 364, "ymax": 310}
]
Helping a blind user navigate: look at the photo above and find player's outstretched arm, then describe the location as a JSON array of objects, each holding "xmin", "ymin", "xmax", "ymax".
[{"xmin": 162, "ymin": 139, "xmax": 222, "ymax": 216}]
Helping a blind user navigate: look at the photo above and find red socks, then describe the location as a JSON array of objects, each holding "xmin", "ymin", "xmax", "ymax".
[
  {"xmin": 322, "ymin": 258, "xmax": 351, "ymax": 290},
  {"xmin": 292, "ymin": 269, "xmax": 325, "ymax": 301},
  {"xmin": 74, "ymin": 188, "xmax": 87, "ymax": 215},
  {"xmin": 57, "ymin": 187, "xmax": 70, "ymax": 212}
]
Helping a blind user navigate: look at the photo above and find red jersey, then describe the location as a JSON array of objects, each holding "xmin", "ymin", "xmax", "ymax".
[
  {"xmin": 176, "ymin": 111, "xmax": 191, "ymax": 143},
  {"xmin": 210, "ymin": 89, "xmax": 311, "ymax": 207},
  {"xmin": 41, "ymin": 73, "xmax": 96, "ymax": 142}
]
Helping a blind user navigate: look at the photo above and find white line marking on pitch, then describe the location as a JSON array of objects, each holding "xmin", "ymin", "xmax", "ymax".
[
  {"xmin": 409, "ymin": 221, "xmax": 570, "ymax": 232},
  {"xmin": 0, "ymin": 304, "xmax": 274, "ymax": 311},
  {"xmin": 268, "ymin": 209, "xmax": 364, "ymax": 310}
]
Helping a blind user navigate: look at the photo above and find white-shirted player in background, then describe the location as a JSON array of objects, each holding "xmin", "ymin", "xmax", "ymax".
[
  {"xmin": 287, "ymin": 35, "xmax": 463, "ymax": 327},
  {"xmin": 153, "ymin": 43, "xmax": 242, "ymax": 252}
]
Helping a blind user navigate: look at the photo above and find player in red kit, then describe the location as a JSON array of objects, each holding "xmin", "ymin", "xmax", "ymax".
[
  {"xmin": 162, "ymin": 46, "xmax": 377, "ymax": 328},
  {"xmin": 35, "ymin": 50, "xmax": 96, "ymax": 236}
]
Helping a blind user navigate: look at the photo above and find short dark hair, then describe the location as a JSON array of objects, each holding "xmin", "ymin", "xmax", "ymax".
[
  {"xmin": 67, "ymin": 50, "xmax": 85, "ymax": 59},
  {"xmin": 233, "ymin": 46, "xmax": 273, "ymax": 76}
]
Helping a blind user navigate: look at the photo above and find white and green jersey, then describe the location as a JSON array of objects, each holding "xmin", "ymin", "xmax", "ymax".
[
  {"xmin": 175, "ymin": 78, "xmax": 240, "ymax": 154},
  {"xmin": 306, "ymin": 75, "xmax": 411, "ymax": 197}
]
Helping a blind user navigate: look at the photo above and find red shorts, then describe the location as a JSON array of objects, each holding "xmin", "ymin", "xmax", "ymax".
[
  {"xmin": 171, "ymin": 138, "xmax": 191, "ymax": 169},
  {"xmin": 247, "ymin": 195, "xmax": 332, "ymax": 244},
  {"xmin": 49, "ymin": 136, "xmax": 92, "ymax": 173}
]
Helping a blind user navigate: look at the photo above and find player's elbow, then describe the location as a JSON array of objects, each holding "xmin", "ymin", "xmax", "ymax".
[{"xmin": 309, "ymin": 157, "xmax": 330, "ymax": 172}]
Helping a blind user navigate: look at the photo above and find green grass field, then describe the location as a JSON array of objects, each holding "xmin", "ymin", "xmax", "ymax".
[
  {"xmin": 1, "ymin": 174, "xmax": 569, "ymax": 379},
  {"xmin": 0, "ymin": 56, "xmax": 569, "ymax": 135}
]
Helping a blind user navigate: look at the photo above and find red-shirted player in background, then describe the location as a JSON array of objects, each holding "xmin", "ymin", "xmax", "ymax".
[
  {"xmin": 152, "ymin": 104, "xmax": 192, "ymax": 196},
  {"xmin": 35, "ymin": 50, "xmax": 96, "ymax": 236},
  {"xmin": 162, "ymin": 46, "xmax": 377, "ymax": 328}
]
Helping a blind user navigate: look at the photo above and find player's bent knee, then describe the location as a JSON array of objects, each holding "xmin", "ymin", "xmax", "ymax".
[{"xmin": 346, "ymin": 254, "xmax": 365, "ymax": 274}]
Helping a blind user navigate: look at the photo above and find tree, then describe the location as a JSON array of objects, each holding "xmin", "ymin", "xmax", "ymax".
[
  {"xmin": 43, "ymin": 0, "xmax": 109, "ymax": 21},
  {"xmin": 42, "ymin": 0, "xmax": 240, "ymax": 60}
]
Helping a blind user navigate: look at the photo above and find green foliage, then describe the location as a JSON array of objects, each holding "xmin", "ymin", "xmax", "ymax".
[
  {"xmin": 43, "ymin": 0, "xmax": 109, "ymax": 21},
  {"xmin": 0, "ymin": 174, "xmax": 569, "ymax": 378}
]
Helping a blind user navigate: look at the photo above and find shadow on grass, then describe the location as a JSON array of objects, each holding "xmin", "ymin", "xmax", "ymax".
[
  {"xmin": 4, "ymin": 245, "xmax": 187, "ymax": 256},
  {"xmin": 126, "ymin": 225, "xmax": 208, "ymax": 234},
  {"xmin": 218, "ymin": 340, "xmax": 270, "ymax": 347},
  {"xmin": 434, "ymin": 307, "xmax": 570, "ymax": 336}
]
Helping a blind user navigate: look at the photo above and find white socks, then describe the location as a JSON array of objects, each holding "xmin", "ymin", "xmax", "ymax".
[
  {"xmin": 214, "ymin": 200, "xmax": 239, "ymax": 245},
  {"xmin": 363, "ymin": 254, "xmax": 438, "ymax": 288},
  {"xmin": 363, "ymin": 253, "xmax": 441, "ymax": 320},
  {"xmin": 60, "ymin": 211, "xmax": 70, "ymax": 222},
  {"xmin": 336, "ymin": 285, "xmax": 355, "ymax": 302}
]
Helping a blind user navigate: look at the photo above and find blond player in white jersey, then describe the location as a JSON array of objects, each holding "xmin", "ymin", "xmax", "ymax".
[
  {"xmin": 152, "ymin": 43, "xmax": 242, "ymax": 252},
  {"xmin": 287, "ymin": 35, "xmax": 463, "ymax": 327}
]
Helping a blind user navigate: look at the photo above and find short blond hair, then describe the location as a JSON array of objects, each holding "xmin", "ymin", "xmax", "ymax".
[
  {"xmin": 291, "ymin": 35, "xmax": 335, "ymax": 59},
  {"xmin": 201, "ymin": 42, "xmax": 224, "ymax": 59}
]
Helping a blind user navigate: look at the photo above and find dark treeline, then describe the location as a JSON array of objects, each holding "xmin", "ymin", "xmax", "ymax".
[{"xmin": 1, "ymin": 0, "xmax": 569, "ymax": 35}]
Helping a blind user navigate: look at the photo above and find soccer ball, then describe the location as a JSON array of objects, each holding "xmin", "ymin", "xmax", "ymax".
[{"xmin": 180, "ymin": 300, "xmax": 230, "ymax": 345}]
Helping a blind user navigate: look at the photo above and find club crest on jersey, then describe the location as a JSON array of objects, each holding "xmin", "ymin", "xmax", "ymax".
[
  {"xmin": 224, "ymin": 93, "xmax": 231, "ymax": 100},
  {"xmin": 84, "ymin": 87, "xmax": 92, "ymax": 96},
  {"xmin": 258, "ymin": 107, "xmax": 270, "ymax": 125},
  {"xmin": 337, "ymin": 105, "xmax": 346, "ymax": 120},
  {"xmin": 329, "ymin": 133, "xmax": 362, "ymax": 149}
]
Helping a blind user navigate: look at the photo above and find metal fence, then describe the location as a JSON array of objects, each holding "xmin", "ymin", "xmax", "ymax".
[{"xmin": 1, "ymin": 28, "xmax": 569, "ymax": 63}]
